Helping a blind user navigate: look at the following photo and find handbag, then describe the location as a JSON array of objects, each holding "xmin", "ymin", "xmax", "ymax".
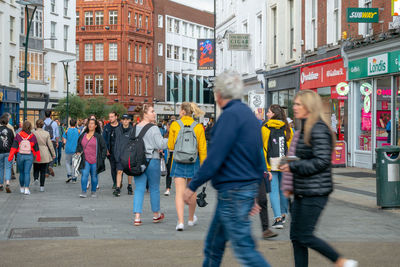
[
  {"xmin": 72, "ymin": 135, "xmax": 93, "ymax": 177},
  {"xmin": 160, "ymin": 157, "xmax": 167, "ymax": 176},
  {"xmin": 196, "ymin": 184, "xmax": 208, "ymax": 208}
]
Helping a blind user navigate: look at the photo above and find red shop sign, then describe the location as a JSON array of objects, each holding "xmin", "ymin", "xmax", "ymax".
[{"xmin": 300, "ymin": 59, "xmax": 346, "ymax": 90}]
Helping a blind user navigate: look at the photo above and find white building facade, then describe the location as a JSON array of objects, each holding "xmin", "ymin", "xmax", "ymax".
[{"xmin": 0, "ymin": 0, "xmax": 21, "ymax": 125}]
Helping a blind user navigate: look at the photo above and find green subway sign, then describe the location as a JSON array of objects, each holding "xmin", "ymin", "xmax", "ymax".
[{"xmin": 347, "ymin": 8, "xmax": 379, "ymax": 23}]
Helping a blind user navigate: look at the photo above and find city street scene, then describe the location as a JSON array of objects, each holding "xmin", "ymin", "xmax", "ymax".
[{"xmin": 0, "ymin": 0, "xmax": 400, "ymax": 266}]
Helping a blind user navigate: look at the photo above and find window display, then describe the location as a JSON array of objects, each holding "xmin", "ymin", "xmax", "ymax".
[{"xmin": 356, "ymin": 80, "xmax": 373, "ymax": 151}]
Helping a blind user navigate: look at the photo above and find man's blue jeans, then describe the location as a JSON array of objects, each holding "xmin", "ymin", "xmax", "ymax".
[
  {"xmin": 133, "ymin": 159, "xmax": 161, "ymax": 214},
  {"xmin": 0, "ymin": 153, "xmax": 12, "ymax": 184},
  {"xmin": 17, "ymin": 153, "xmax": 33, "ymax": 187},
  {"xmin": 203, "ymin": 183, "xmax": 270, "ymax": 267},
  {"xmin": 270, "ymin": 171, "xmax": 288, "ymax": 219},
  {"xmin": 81, "ymin": 161, "xmax": 98, "ymax": 193}
]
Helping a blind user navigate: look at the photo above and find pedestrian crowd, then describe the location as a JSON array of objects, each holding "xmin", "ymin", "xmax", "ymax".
[{"xmin": 0, "ymin": 70, "xmax": 359, "ymax": 267}]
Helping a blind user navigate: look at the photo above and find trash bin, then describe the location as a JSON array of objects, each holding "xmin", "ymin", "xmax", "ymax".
[{"xmin": 375, "ymin": 146, "xmax": 400, "ymax": 208}]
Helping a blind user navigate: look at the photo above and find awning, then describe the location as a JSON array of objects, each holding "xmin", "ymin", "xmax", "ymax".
[{"xmin": 128, "ymin": 105, "xmax": 136, "ymax": 112}]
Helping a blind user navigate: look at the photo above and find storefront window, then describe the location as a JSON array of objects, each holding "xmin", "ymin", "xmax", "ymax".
[
  {"xmin": 376, "ymin": 78, "xmax": 392, "ymax": 148},
  {"xmin": 395, "ymin": 76, "xmax": 400, "ymax": 146},
  {"xmin": 355, "ymin": 80, "xmax": 373, "ymax": 151},
  {"xmin": 270, "ymin": 89, "xmax": 295, "ymax": 119}
]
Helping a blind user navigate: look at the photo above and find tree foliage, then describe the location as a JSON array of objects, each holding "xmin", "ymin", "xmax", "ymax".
[
  {"xmin": 107, "ymin": 103, "xmax": 127, "ymax": 117},
  {"xmin": 54, "ymin": 94, "xmax": 86, "ymax": 121},
  {"xmin": 84, "ymin": 96, "xmax": 109, "ymax": 119}
]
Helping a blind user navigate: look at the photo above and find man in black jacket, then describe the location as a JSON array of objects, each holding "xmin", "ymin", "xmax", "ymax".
[
  {"xmin": 102, "ymin": 112, "xmax": 121, "ymax": 189},
  {"xmin": 112, "ymin": 114, "xmax": 134, "ymax": 196}
]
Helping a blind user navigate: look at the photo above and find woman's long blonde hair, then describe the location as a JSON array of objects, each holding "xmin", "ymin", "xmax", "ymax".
[
  {"xmin": 181, "ymin": 102, "xmax": 205, "ymax": 118},
  {"xmin": 295, "ymin": 90, "xmax": 336, "ymax": 146}
]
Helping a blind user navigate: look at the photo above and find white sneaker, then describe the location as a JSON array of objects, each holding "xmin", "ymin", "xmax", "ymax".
[
  {"xmin": 24, "ymin": 188, "xmax": 30, "ymax": 195},
  {"xmin": 176, "ymin": 223, "xmax": 184, "ymax": 231},
  {"xmin": 188, "ymin": 215, "xmax": 198, "ymax": 226},
  {"xmin": 87, "ymin": 182, "xmax": 90, "ymax": 189},
  {"xmin": 40, "ymin": 186, "xmax": 45, "ymax": 192},
  {"xmin": 20, "ymin": 187, "xmax": 25, "ymax": 194},
  {"xmin": 164, "ymin": 190, "xmax": 170, "ymax": 196},
  {"xmin": 343, "ymin": 260, "xmax": 358, "ymax": 267},
  {"xmin": 34, "ymin": 179, "xmax": 39, "ymax": 186}
]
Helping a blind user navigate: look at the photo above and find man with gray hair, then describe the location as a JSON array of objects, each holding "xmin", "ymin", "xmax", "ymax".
[{"xmin": 184, "ymin": 70, "xmax": 270, "ymax": 266}]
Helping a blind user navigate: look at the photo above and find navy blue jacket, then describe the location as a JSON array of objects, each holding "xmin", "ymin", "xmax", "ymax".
[
  {"xmin": 189, "ymin": 100, "xmax": 264, "ymax": 192},
  {"xmin": 102, "ymin": 122, "xmax": 121, "ymax": 152}
]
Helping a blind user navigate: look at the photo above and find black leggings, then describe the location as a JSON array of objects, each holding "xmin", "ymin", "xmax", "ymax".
[
  {"xmin": 166, "ymin": 152, "xmax": 173, "ymax": 189},
  {"xmin": 257, "ymin": 179, "xmax": 269, "ymax": 231},
  {"xmin": 34, "ymin": 163, "xmax": 49, "ymax": 187}
]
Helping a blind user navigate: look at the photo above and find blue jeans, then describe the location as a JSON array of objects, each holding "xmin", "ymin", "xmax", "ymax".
[
  {"xmin": 133, "ymin": 159, "xmax": 161, "ymax": 214},
  {"xmin": 0, "ymin": 153, "xmax": 12, "ymax": 184},
  {"xmin": 81, "ymin": 161, "xmax": 98, "ymax": 193},
  {"xmin": 203, "ymin": 183, "xmax": 270, "ymax": 267},
  {"xmin": 57, "ymin": 142, "xmax": 63, "ymax": 164},
  {"xmin": 269, "ymin": 171, "xmax": 288, "ymax": 219},
  {"xmin": 17, "ymin": 153, "xmax": 34, "ymax": 187}
]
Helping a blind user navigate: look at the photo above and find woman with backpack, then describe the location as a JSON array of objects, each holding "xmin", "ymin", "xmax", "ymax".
[
  {"xmin": 262, "ymin": 104, "xmax": 293, "ymax": 229},
  {"xmin": 0, "ymin": 114, "xmax": 14, "ymax": 193},
  {"xmin": 280, "ymin": 90, "xmax": 358, "ymax": 267},
  {"xmin": 8, "ymin": 121, "xmax": 41, "ymax": 195},
  {"xmin": 168, "ymin": 102, "xmax": 207, "ymax": 231},
  {"xmin": 33, "ymin": 119, "xmax": 56, "ymax": 192},
  {"xmin": 131, "ymin": 104, "xmax": 168, "ymax": 226},
  {"xmin": 76, "ymin": 118, "xmax": 107, "ymax": 198}
]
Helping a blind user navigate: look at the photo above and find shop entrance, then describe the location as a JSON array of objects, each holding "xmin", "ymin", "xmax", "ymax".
[{"xmin": 375, "ymin": 78, "xmax": 392, "ymax": 149}]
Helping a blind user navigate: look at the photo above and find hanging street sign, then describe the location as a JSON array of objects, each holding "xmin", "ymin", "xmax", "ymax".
[
  {"xmin": 346, "ymin": 8, "xmax": 379, "ymax": 23},
  {"xmin": 18, "ymin": 70, "xmax": 30, "ymax": 79},
  {"xmin": 228, "ymin": 34, "xmax": 250, "ymax": 51}
]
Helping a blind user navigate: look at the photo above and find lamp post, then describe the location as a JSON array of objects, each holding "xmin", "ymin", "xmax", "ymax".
[
  {"xmin": 16, "ymin": 0, "xmax": 43, "ymax": 121},
  {"xmin": 59, "ymin": 59, "xmax": 75, "ymax": 125}
]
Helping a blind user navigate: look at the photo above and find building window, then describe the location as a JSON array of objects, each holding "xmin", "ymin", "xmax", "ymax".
[
  {"xmin": 19, "ymin": 51, "xmax": 43, "ymax": 81},
  {"xmin": 158, "ymin": 43, "xmax": 163, "ymax": 56},
  {"xmin": 51, "ymin": 0, "xmax": 56, "ymax": 13},
  {"xmin": 174, "ymin": 46, "xmax": 180, "ymax": 60},
  {"xmin": 76, "ymin": 44, "xmax": 79, "ymax": 61},
  {"xmin": 138, "ymin": 45, "xmax": 142, "ymax": 63},
  {"xmin": 76, "ymin": 75, "xmax": 79, "ymax": 93},
  {"xmin": 182, "ymin": 48, "xmax": 187, "ymax": 61},
  {"xmin": 196, "ymin": 26, "xmax": 200, "ymax": 38},
  {"xmin": 85, "ymin": 44, "xmax": 93, "ymax": 61},
  {"xmin": 134, "ymin": 76, "xmax": 137, "ymax": 95},
  {"xmin": 51, "ymin": 63, "xmax": 56, "ymax": 90},
  {"xmin": 95, "ymin": 43, "xmax": 103, "ymax": 61},
  {"xmin": 167, "ymin": 18, "xmax": 172, "ymax": 32},
  {"xmin": 272, "ymin": 7, "xmax": 277, "ymax": 64},
  {"xmin": 76, "ymin": 12, "xmax": 79, "ymax": 26},
  {"xmin": 9, "ymin": 56, "xmax": 15, "ymax": 84},
  {"xmin": 134, "ymin": 45, "xmax": 137, "ymax": 62},
  {"xmin": 63, "ymin": 25, "xmax": 68, "ymax": 52},
  {"xmin": 95, "ymin": 75, "xmax": 103, "ymax": 95},
  {"xmin": 145, "ymin": 77, "xmax": 148, "ymax": 96},
  {"xmin": 190, "ymin": 24, "xmax": 194, "ymax": 37},
  {"xmin": 135, "ymin": 13, "xmax": 137, "ymax": 26},
  {"xmin": 174, "ymin": 19, "xmax": 180, "ymax": 33},
  {"xmin": 85, "ymin": 12, "xmax": 93, "ymax": 25},
  {"xmin": 109, "ymin": 11, "xmax": 118, "ymax": 25},
  {"xmin": 128, "ymin": 12, "xmax": 131, "ymax": 24},
  {"xmin": 50, "ymin": 22, "xmax": 56, "ymax": 49},
  {"xmin": 333, "ymin": 0, "xmax": 339, "ymax": 42},
  {"xmin": 140, "ymin": 0, "xmax": 143, "ymax": 4},
  {"xmin": 95, "ymin": 11, "xmax": 104, "ymax": 25},
  {"xmin": 128, "ymin": 75, "xmax": 131, "ymax": 95},
  {"xmin": 30, "ymin": 10, "xmax": 43, "ymax": 38},
  {"xmin": 20, "ymin": 7, "xmax": 25, "ymax": 34},
  {"xmin": 138, "ymin": 77, "xmax": 142, "ymax": 96},
  {"xmin": 84, "ymin": 75, "xmax": 93, "ymax": 95},
  {"xmin": 311, "ymin": 0, "xmax": 317, "ymax": 49},
  {"xmin": 10, "ymin": 16, "xmax": 15, "ymax": 42},
  {"xmin": 364, "ymin": 0, "xmax": 373, "ymax": 36},
  {"xmin": 109, "ymin": 75, "xmax": 118, "ymax": 94},
  {"xmin": 109, "ymin": 43, "xmax": 117, "ymax": 61},
  {"xmin": 167, "ymin": 44, "xmax": 172, "ymax": 58},
  {"xmin": 157, "ymin": 73, "xmax": 163, "ymax": 86},
  {"xmin": 189, "ymin": 49, "xmax": 195, "ymax": 63},
  {"xmin": 145, "ymin": 47, "xmax": 148, "ymax": 64},
  {"xmin": 128, "ymin": 44, "xmax": 131, "ymax": 61},
  {"xmin": 145, "ymin": 16, "xmax": 148, "ymax": 29},
  {"xmin": 289, "ymin": 0, "xmax": 294, "ymax": 58},
  {"xmin": 158, "ymin": 15, "xmax": 163, "ymax": 28},
  {"xmin": 183, "ymin": 22, "xmax": 188, "ymax": 35},
  {"xmin": 64, "ymin": 0, "xmax": 69, "ymax": 17},
  {"xmin": 139, "ymin": 15, "xmax": 142, "ymax": 28}
]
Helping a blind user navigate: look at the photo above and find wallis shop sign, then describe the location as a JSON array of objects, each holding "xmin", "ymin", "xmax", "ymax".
[{"xmin": 347, "ymin": 8, "xmax": 379, "ymax": 23}]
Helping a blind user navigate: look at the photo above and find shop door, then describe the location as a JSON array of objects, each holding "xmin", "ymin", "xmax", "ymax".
[{"xmin": 394, "ymin": 76, "xmax": 400, "ymax": 146}]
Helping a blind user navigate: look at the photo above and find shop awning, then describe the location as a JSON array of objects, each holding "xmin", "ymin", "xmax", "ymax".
[{"xmin": 292, "ymin": 55, "xmax": 341, "ymax": 68}]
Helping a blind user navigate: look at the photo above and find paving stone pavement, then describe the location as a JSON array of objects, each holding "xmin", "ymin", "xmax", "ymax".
[{"xmin": 0, "ymin": 159, "xmax": 400, "ymax": 266}]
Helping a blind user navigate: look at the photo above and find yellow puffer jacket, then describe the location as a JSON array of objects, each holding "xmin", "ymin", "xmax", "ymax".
[
  {"xmin": 167, "ymin": 116, "xmax": 207, "ymax": 165},
  {"xmin": 262, "ymin": 119, "xmax": 293, "ymax": 171}
]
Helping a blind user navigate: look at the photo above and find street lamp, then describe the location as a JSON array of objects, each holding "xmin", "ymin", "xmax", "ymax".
[
  {"xmin": 59, "ymin": 59, "xmax": 75, "ymax": 125},
  {"xmin": 17, "ymin": 0, "xmax": 43, "ymax": 122}
]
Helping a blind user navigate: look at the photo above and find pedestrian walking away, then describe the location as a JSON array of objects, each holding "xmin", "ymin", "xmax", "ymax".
[
  {"xmin": 168, "ymin": 102, "xmax": 207, "ymax": 231},
  {"xmin": 263, "ymin": 104, "xmax": 293, "ymax": 229},
  {"xmin": 33, "ymin": 120, "xmax": 56, "ymax": 192},
  {"xmin": 131, "ymin": 104, "xmax": 168, "ymax": 226},
  {"xmin": 0, "ymin": 114, "xmax": 15, "ymax": 193},
  {"xmin": 8, "ymin": 121, "xmax": 41, "ymax": 195},
  {"xmin": 183, "ymin": 70, "xmax": 270, "ymax": 267},
  {"xmin": 103, "ymin": 112, "xmax": 121, "ymax": 189},
  {"xmin": 55, "ymin": 119, "xmax": 65, "ymax": 166},
  {"xmin": 280, "ymin": 90, "xmax": 358, "ymax": 267},
  {"xmin": 164, "ymin": 117, "xmax": 176, "ymax": 196},
  {"xmin": 63, "ymin": 119, "xmax": 80, "ymax": 184},
  {"xmin": 113, "ymin": 114, "xmax": 135, "ymax": 197},
  {"xmin": 43, "ymin": 110, "xmax": 59, "ymax": 177},
  {"xmin": 76, "ymin": 118, "xmax": 107, "ymax": 198}
]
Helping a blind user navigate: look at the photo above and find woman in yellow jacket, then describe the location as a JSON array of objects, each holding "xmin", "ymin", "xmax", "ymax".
[
  {"xmin": 168, "ymin": 102, "xmax": 207, "ymax": 231},
  {"xmin": 262, "ymin": 104, "xmax": 293, "ymax": 229}
]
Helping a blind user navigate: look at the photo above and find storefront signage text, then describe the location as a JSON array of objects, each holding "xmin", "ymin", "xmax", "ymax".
[
  {"xmin": 228, "ymin": 34, "xmax": 250, "ymax": 51},
  {"xmin": 268, "ymin": 79, "xmax": 277, "ymax": 89},
  {"xmin": 300, "ymin": 72, "xmax": 319, "ymax": 84},
  {"xmin": 347, "ymin": 8, "xmax": 379, "ymax": 23},
  {"xmin": 368, "ymin": 54, "xmax": 388, "ymax": 76},
  {"xmin": 300, "ymin": 59, "xmax": 346, "ymax": 90}
]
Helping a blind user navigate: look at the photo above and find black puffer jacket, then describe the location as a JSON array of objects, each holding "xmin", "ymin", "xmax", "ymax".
[{"xmin": 288, "ymin": 120, "xmax": 333, "ymax": 197}]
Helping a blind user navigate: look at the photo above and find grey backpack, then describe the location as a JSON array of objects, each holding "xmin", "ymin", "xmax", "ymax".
[{"xmin": 173, "ymin": 120, "xmax": 198, "ymax": 164}]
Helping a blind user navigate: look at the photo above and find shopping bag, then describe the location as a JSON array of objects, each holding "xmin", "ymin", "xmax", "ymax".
[
  {"xmin": 72, "ymin": 153, "xmax": 82, "ymax": 178},
  {"xmin": 160, "ymin": 157, "xmax": 167, "ymax": 176}
]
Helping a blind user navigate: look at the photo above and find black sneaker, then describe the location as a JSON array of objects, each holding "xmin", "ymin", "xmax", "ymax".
[
  {"xmin": 72, "ymin": 178, "xmax": 77, "ymax": 183},
  {"xmin": 113, "ymin": 187, "xmax": 121, "ymax": 197},
  {"xmin": 127, "ymin": 184, "xmax": 133, "ymax": 195},
  {"xmin": 112, "ymin": 183, "xmax": 116, "ymax": 189},
  {"xmin": 65, "ymin": 176, "xmax": 72, "ymax": 183},
  {"xmin": 272, "ymin": 218, "xmax": 284, "ymax": 229},
  {"xmin": 282, "ymin": 215, "xmax": 287, "ymax": 224}
]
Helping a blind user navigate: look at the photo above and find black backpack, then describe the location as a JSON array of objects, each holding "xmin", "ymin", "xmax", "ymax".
[
  {"xmin": 266, "ymin": 126, "xmax": 288, "ymax": 160},
  {"xmin": 120, "ymin": 124, "xmax": 154, "ymax": 176},
  {"xmin": 44, "ymin": 121, "xmax": 54, "ymax": 139}
]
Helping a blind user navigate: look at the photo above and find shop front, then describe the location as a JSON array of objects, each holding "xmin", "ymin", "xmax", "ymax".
[
  {"xmin": 0, "ymin": 86, "xmax": 21, "ymax": 127},
  {"xmin": 346, "ymin": 41, "xmax": 400, "ymax": 169},
  {"xmin": 300, "ymin": 58, "xmax": 348, "ymax": 166}
]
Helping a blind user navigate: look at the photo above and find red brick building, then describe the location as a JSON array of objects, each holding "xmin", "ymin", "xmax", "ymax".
[{"xmin": 76, "ymin": 0, "xmax": 154, "ymax": 112}]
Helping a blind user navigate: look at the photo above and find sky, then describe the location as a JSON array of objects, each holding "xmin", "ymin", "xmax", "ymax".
[{"xmin": 171, "ymin": 0, "xmax": 214, "ymax": 13}]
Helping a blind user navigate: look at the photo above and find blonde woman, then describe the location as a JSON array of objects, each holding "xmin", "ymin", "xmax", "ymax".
[
  {"xmin": 168, "ymin": 102, "xmax": 207, "ymax": 231},
  {"xmin": 280, "ymin": 90, "xmax": 358, "ymax": 267}
]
